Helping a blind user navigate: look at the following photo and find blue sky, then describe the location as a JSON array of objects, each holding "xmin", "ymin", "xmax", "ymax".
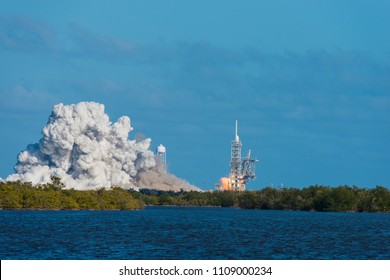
[{"xmin": 1, "ymin": 0, "xmax": 389, "ymax": 189}]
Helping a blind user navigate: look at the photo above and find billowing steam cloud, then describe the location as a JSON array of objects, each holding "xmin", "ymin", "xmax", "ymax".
[{"xmin": 7, "ymin": 102, "xmax": 199, "ymax": 191}]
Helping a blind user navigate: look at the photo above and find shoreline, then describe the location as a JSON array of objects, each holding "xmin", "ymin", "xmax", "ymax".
[{"xmin": 1, "ymin": 205, "xmax": 389, "ymax": 213}]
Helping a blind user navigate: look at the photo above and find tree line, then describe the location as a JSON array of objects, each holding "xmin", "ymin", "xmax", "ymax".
[
  {"xmin": 0, "ymin": 177, "xmax": 143, "ymax": 210},
  {"xmin": 134, "ymin": 185, "xmax": 390, "ymax": 212},
  {"xmin": 1, "ymin": 178, "xmax": 389, "ymax": 212}
]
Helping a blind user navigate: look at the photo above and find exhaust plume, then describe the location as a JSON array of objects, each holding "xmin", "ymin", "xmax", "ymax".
[{"xmin": 7, "ymin": 102, "xmax": 199, "ymax": 191}]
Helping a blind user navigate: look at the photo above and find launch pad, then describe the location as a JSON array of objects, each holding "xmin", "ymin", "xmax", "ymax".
[{"xmin": 216, "ymin": 121, "xmax": 258, "ymax": 191}]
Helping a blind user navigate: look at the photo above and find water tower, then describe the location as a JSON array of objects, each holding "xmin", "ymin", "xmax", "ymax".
[{"xmin": 156, "ymin": 144, "xmax": 167, "ymax": 167}]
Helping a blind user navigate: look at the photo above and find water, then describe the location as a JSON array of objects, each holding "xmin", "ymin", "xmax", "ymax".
[{"xmin": 1, "ymin": 207, "xmax": 389, "ymax": 259}]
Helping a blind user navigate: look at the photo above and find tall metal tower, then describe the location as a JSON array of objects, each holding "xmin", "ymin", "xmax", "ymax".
[
  {"xmin": 230, "ymin": 120, "xmax": 243, "ymax": 190},
  {"xmin": 217, "ymin": 120, "xmax": 258, "ymax": 191}
]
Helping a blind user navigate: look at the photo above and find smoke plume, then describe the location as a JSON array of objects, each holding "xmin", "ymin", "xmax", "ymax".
[{"xmin": 7, "ymin": 102, "xmax": 199, "ymax": 191}]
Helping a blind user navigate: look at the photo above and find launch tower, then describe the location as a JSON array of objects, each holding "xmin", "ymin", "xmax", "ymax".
[{"xmin": 217, "ymin": 121, "xmax": 258, "ymax": 191}]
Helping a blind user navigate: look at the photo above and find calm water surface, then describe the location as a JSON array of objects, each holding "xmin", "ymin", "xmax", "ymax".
[{"xmin": 1, "ymin": 207, "xmax": 389, "ymax": 259}]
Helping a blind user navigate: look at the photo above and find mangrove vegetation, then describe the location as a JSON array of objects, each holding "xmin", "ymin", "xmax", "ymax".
[
  {"xmin": 135, "ymin": 185, "xmax": 390, "ymax": 212},
  {"xmin": 0, "ymin": 177, "xmax": 143, "ymax": 210},
  {"xmin": 1, "ymin": 177, "xmax": 389, "ymax": 212}
]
